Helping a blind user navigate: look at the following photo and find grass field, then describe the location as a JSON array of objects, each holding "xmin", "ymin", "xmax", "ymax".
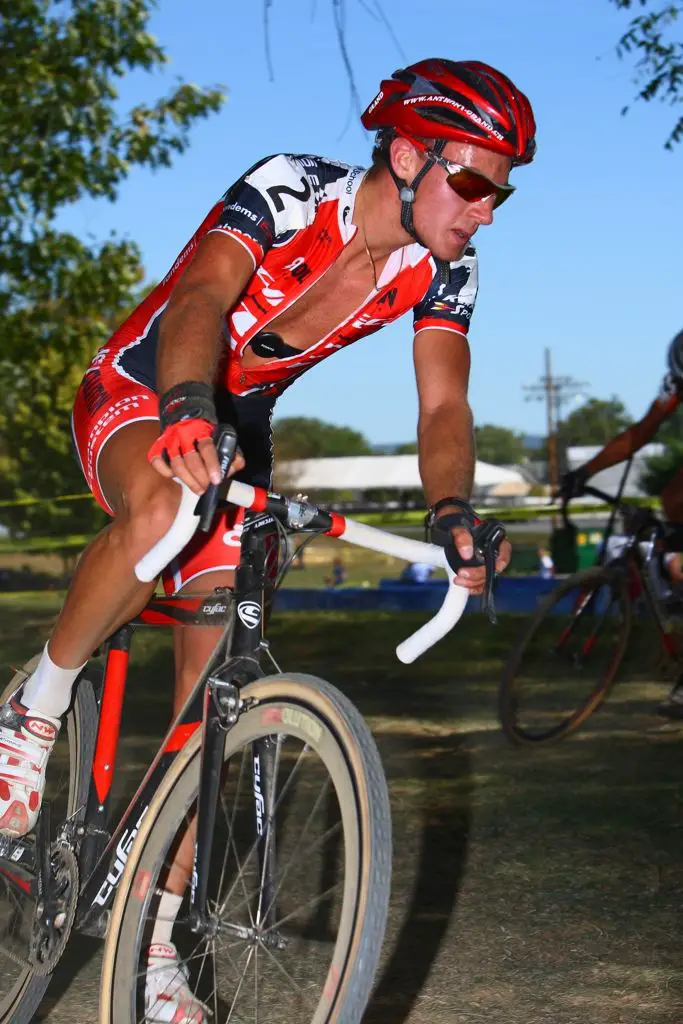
[
  {"xmin": 0, "ymin": 524, "xmax": 551, "ymax": 591},
  {"xmin": 1, "ymin": 593, "xmax": 682, "ymax": 1022}
]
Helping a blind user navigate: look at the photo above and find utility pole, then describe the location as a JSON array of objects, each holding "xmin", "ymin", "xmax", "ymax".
[{"xmin": 523, "ymin": 348, "xmax": 589, "ymax": 495}]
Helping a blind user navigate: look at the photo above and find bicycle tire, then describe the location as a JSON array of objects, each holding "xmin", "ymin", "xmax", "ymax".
[
  {"xmin": 499, "ymin": 566, "xmax": 632, "ymax": 745},
  {"xmin": 0, "ymin": 655, "xmax": 99, "ymax": 1024},
  {"xmin": 100, "ymin": 672, "xmax": 392, "ymax": 1024}
]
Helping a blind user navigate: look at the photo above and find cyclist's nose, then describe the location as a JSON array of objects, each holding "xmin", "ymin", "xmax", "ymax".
[{"xmin": 471, "ymin": 196, "xmax": 495, "ymax": 226}]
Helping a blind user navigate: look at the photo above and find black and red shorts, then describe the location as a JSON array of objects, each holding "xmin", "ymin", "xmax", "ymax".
[{"xmin": 71, "ymin": 351, "xmax": 275, "ymax": 594}]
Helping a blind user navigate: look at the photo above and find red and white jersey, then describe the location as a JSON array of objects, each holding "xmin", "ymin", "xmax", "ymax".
[{"xmin": 104, "ymin": 154, "xmax": 479, "ymax": 399}]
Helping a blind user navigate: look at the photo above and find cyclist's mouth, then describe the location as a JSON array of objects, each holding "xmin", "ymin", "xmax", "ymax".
[{"xmin": 452, "ymin": 228, "xmax": 472, "ymax": 244}]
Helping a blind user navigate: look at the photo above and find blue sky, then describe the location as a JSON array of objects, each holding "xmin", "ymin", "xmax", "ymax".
[{"xmin": 60, "ymin": 0, "xmax": 683, "ymax": 444}]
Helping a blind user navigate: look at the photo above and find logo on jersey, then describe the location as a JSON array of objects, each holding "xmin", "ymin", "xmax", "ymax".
[
  {"xmin": 345, "ymin": 166, "xmax": 364, "ymax": 195},
  {"xmin": 437, "ymin": 264, "xmax": 471, "ymax": 302}
]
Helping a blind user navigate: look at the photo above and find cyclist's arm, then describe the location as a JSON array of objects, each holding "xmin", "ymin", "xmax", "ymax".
[
  {"xmin": 581, "ymin": 388, "xmax": 680, "ymax": 479},
  {"xmin": 157, "ymin": 232, "xmax": 254, "ymax": 393},
  {"xmin": 413, "ymin": 326, "xmax": 475, "ymax": 504},
  {"xmin": 412, "ymin": 247, "xmax": 479, "ymax": 506},
  {"xmin": 157, "ymin": 153, "xmax": 309, "ymax": 391},
  {"xmin": 413, "ymin": 326, "xmax": 511, "ymax": 587}
]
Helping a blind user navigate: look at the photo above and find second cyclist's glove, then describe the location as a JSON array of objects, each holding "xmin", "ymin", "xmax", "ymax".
[
  {"xmin": 559, "ymin": 468, "xmax": 588, "ymax": 502},
  {"xmin": 147, "ymin": 381, "xmax": 217, "ymax": 465}
]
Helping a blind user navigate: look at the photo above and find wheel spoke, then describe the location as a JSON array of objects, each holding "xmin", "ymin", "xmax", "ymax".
[
  {"xmin": 259, "ymin": 778, "xmax": 335, "ymax": 924},
  {"xmin": 255, "ymin": 935, "xmax": 317, "ymax": 1012},
  {"xmin": 261, "ymin": 881, "xmax": 343, "ymax": 936}
]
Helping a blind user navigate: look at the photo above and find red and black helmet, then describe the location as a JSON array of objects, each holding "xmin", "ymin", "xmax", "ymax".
[{"xmin": 362, "ymin": 59, "xmax": 536, "ymax": 166}]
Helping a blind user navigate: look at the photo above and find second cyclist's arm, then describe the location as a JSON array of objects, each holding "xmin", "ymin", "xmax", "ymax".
[
  {"xmin": 157, "ymin": 232, "xmax": 254, "ymax": 393},
  {"xmin": 581, "ymin": 391, "xmax": 679, "ymax": 479}
]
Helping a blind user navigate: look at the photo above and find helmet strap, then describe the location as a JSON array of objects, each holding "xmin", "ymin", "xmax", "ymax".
[{"xmin": 387, "ymin": 138, "xmax": 450, "ymax": 282}]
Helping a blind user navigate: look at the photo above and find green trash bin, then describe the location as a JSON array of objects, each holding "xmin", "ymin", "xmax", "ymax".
[
  {"xmin": 550, "ymin": 523, "xmax": 579, "ymax": 574},
  {"xmin": 576, "ymin": 529, "xmax": 604, "ymax": 569}
]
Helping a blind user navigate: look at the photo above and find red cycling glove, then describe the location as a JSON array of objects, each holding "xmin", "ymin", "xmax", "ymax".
[
  {"xmin": 147, "ymin": 381, "xmax": 218, "ymax": 466},
  {"xmin": 147, "ymin": 418, "xmax": 215, "ymax": 464}
]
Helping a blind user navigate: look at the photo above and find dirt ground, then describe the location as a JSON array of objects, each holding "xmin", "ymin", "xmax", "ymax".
[{"xmin": 0, "ymin": 598, "xmax": 682, "ymax": 1022}]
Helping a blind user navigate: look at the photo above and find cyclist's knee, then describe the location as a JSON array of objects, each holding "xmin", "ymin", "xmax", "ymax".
[{"xmin": 111, "ymin": 481, "xmax": 182, "ymax": 559}]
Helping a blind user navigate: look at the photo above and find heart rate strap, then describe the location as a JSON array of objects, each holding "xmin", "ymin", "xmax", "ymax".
[{"xmin": 249, "ymin": 332, "xmax": 301, "ymax": 360}]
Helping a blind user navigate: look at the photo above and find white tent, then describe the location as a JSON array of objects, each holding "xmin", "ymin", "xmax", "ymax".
[
  {"xmin": 566, "ymin": 444, "xmax": 664, "ymax": 499},
  {"xmin": 278, "ymin": 455, "xmax": 528, "ymax": 496}
]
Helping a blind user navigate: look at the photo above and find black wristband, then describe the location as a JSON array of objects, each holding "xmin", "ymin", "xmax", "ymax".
[
  {"xmin": 158, "ymin": 381, "xmax": 217, "ymax": 431},
  {"xmin": 427, "ymin": 496, "xmax": 478, "ymax": 527}
]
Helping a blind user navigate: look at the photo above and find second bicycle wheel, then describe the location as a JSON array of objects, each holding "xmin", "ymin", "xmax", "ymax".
[
  {"xmin": 499, "ymin": 566, "xmax": 632, "ymax": 745},
  {"xmin": 101, "ymin": 673, "xmax": 391, "ymax": 1024}
]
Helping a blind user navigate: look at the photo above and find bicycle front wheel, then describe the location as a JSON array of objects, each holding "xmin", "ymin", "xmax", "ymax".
[
  {"xmin": 101, "ymin": 673, "xmax": 391, "ymax": 1024},
  {"xmin": 499, "ymin": 566, "xmax": 632, "ymax": 745}
]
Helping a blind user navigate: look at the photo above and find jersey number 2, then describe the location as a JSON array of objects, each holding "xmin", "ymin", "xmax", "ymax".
[{"xmin": 266, "ymin": 178, "xmax": 311, "ymax": 212}]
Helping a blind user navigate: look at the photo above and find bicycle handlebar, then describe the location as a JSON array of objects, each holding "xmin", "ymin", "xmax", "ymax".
[
  {"xmin": 135, "ymin": 476, "xmax": 470, "ymax": 664},
  {"xmin": 557, "ymin": 483, "xmax": 646, "ymax": 522}
]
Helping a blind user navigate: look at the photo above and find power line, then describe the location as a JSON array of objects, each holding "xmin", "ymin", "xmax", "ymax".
[{"xmin": 523, "ymin": 347, "xmax": 589, "ymax": 493}]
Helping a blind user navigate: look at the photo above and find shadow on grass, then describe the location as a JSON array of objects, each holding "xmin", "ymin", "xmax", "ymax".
[{"xmin": 363, "ymin": 735, "xmax": 473, "ymax": 1022}]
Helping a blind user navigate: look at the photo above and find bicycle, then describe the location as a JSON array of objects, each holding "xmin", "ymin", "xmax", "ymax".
[
  {"xmin": 498, "ymin": 484, "xmax": 683, "ymax": 745},
  {"xmin": 0, "ymin": 426, "xmax": 477, "ymax": 1023}
]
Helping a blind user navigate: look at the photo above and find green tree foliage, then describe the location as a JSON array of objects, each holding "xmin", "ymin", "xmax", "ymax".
[
  {"xmin": 557, "ymin": 398, "xmax": 633, "ymax": 447},
  {"xmin": 474, "ymin": 424, "xmax": 528, "ymax": 465},
  {"xmin": 639, "ymin": 402, "xmax": 683, "ymax": 494},
  {"xmin": 273, "ymin": 417, "xmax": 372, "ymax": 460},
  {"xmin": 612, "ymin": 0, "xmax": 683, "ymax": 147},
  {"xmin": 1, "ymin": 0, "xmax": 224, "ymax": 236},
  {"xmin": 0, "ymin": 234, "xmax": 147, "ymax": 535},
  {"xmin": 0, "ymin": 0, "xmax": 225, "ymax": 536}
]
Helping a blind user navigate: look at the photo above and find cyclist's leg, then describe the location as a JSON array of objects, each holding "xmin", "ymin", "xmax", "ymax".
[
  {"xmin": 0, "ymin": 419, "xmax": 186, "ymax": 836},
  {"xmin": 50, "ymin": 421, "xmax": 182, "ymax": 662},
  {"xmin": 662, "ymin": 467, "xmax": 683, "ymax": 523},
  {"xmin": 658, "ymin": 468, "xmax": 683, "ymax": 717}
]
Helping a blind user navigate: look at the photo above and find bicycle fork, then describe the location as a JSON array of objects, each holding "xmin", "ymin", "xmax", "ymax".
[
  {"xmin": 252, "ymin": 736, "xmax": 280, "ymax": 936},
  {"xmin": 187, "ymin": 678, "xmax": 232, "ymax": 932}
]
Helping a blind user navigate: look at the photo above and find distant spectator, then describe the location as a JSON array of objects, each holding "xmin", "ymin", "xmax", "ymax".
[
  {"xmin": 400, "ymin": 562, "xmax": 434, "ymax": 585},
  {"xmin": 292, "ymin": 542, "xmax": 306, "ymax": 570},
  {"xmin": 325, "ymin": 556, "xmax": 347, "ymax": 587},
  {"xmin": 537, "ymin": 546, "xmax": 555, "ymax": 579}
]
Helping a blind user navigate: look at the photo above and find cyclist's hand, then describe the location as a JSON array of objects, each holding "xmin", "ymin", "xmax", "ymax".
[
  {"xmin": 148, "ymin": 420, "xmax": 245, "ymax": 494},
  {"xmin": 447, "ymin": 525, "xmax": 511, "ymax": 594},
  {"xmin": 559, "ymin": 468, "xmax": 587, "ymax": 502},
  {"xmin": 431, "ymin": 501, "xmax": 509, "ymax": 596},
  {"xmin": 147, "ymin": 381, "xmax": 245, "ymax": 494}
]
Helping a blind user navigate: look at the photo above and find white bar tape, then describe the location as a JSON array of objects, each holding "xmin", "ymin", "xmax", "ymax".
[
  {"xmin": 338, "ymin": 519, "xmax": 445, "ymax": 567},
  {"xmin": 224, "ymin": 479, "xmax": 257, "ymax": 509},
  {"xmin": 134, "ymin": 480, "xmax": 200, "ymax": 582},
  {"xmin": 395, "ymin": 581, "xmax": 469, "ymax": 664}
]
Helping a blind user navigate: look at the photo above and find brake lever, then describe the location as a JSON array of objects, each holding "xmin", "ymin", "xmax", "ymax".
[{"xmin": 195, "ymin": 425, "xmax": 239, "ymax": 532}]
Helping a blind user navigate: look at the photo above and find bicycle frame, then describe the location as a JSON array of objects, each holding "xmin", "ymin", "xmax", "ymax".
[
  {"xmin": 1, "ymin": 462, "xmax": 470, "ymax": 956},
  {"xmin": 561, "ymin": 484, "xmax": 682, "ymax": 664},
  {"xmin": 0, "ymin": 512, "xmax": 276, "ymax": 942}
]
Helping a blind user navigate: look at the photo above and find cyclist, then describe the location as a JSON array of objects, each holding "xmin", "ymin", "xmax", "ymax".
[
  {"xmin": 561, "ymin": 328, "xmax": 683, "ymax": 719},
  {"xmin": 0, "ymin": 58, "xmax": 535, "ymax": 1016}
]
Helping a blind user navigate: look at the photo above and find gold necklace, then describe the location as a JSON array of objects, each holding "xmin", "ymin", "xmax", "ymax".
[
  {"xmin": 362, "ymin": 224, "xmax": 378, "ymax": 291},
  {"xmin": 358, "ymin": 188, "xmax": 378, "ymax": 290}
]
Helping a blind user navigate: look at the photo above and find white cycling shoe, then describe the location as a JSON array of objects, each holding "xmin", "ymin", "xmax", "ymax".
[
  {"xmin": 146, "ymin": 943, "xmax": 210, "ymax": 1023},
  {"xmin": 0, "ymin": 696, "xmax": 60, "ymax": 837}
]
